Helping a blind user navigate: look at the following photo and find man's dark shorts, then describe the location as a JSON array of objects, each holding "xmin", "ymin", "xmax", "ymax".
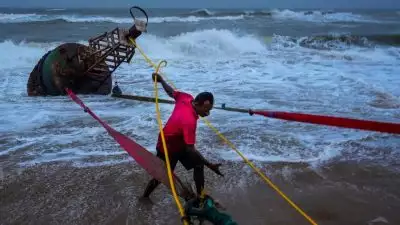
[{"xmin": 156, "ymin": 148, "xmax": 202, "ymax": 170}]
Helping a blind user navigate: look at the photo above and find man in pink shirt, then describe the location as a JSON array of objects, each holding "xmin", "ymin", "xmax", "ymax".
[{"xmin": 142, "ymin": 73, "xmax": 223, "ymax": 199}]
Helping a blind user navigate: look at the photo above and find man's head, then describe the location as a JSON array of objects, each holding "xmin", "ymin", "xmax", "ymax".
[{"xmin": 192, "ymin": 92, "xmax": 214, "ymax": 117}]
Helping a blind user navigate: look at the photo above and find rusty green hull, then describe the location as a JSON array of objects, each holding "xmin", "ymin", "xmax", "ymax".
[{"xmin": 27, "ymin": 43, "xmax": 112, "ymax": 96}]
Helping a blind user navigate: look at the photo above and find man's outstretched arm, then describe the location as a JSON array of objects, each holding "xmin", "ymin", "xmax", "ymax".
[
  {"xmin": 186, "ymin": 144, "xmax": 223, "ymax": 176},
  {"xmin": 152, "ymin": 73, "xmax": 174, "ymax": 98},
  {"xmin": 186, "ymin": 144, "xmax": 212, "ymax": 167}
]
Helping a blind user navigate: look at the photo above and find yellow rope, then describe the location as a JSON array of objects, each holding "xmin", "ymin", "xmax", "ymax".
[
  {"xmin": 201, "ymin": 119, "xmax": 318, "ymax": 225},
  {"xmin": 153, "ymin": 60, "xmax": 189, "ymax": 225},
  {"xmin": 129, "ymin": 38, "xmax": 318, "ymax": 225}
]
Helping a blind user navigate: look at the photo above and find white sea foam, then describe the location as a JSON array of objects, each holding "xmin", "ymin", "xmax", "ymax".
[{"xmin": 0, "ymin": 29, "xmax": 398, "ymax": 166}]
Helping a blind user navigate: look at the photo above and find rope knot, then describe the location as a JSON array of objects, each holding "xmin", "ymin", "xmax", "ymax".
[{"xmin": 249, "ymin": 109, "xmax": 254, "ymax": 116}]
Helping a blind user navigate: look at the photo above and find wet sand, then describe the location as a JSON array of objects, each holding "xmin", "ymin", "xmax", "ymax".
[{"xmin": 1, "ymin": 160, "xmax": 399, "ymax": 225}]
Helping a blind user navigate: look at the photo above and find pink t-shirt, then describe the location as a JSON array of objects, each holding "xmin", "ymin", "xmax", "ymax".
[{"xmin": 157, "ymin": 90, "xmax": 199, "ymax": 154}]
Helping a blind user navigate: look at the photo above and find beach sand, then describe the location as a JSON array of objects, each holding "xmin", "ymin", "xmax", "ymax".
[{"xmin": 1, "ymin": 159, "xmax": 399, "ymax": 225}]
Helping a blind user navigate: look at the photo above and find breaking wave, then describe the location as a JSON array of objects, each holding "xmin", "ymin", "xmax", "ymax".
[
  {"xmin": 270, "ymin": 9, "xmax": 378, "ymax": 23},
  {"xmin": 0, "ymin": 12, "xmax": 243, "ymax": 24},
  {"xmin": 183, "ymin": 8, "xmax": 273, "ymax": 17},
  {"xmin": 1, "ymin": 29, "xmax": 398, "ymax": 64},
  {"xmin": 183, "ymin": 8, "xmax": 386, "ymax": 23},
  {"xmin": 1, "ymin": 9, "xmax": 393, "ymax": 24},
  {"xmin": 271, "ymin": 34, "xmax": 400, "ymax": 50}
]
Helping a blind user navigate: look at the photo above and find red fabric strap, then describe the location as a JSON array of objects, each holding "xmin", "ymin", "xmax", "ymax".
[
  {"xmin": 251, "ymin": 110, "xmax": 400, "ymax": 134},
  {"xmin": 65, "ymin": 88, "xmax": 189, "ymax": 197}
]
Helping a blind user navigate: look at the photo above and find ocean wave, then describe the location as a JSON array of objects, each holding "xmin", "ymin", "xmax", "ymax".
[
  {"xmin": 270, "ymin": 9, "xmax": 378, "ymax": 23},
  {"xmin": 0, "ymin": 29, "xmax": 265, "ymax": 63},
  {"xmin": 1, "ymin": 30, "xmax": 398, "ymax": 74},
  {"xmin": 0, "ymin": 40, "xmax": 88, "ymax": 70},
  {"xmin": 1, "ymin": 30, "xmax": 398, "ymax": 64},
  {"xmin": 183, "ymin": 8, "xmax": 383, "ymax": 23},
  {"xmin": 187, "ymin": 8, "xmax": 216, "ymax": 17},
  {"xmin": 0, "ymin": 13, "xmax": 43, "ymax": 23},
  {"xmin": 45, "ymin": 8, "xmax": 66, "ymax": 11},
  {"xmin": 183, "ymin": 8, "xmax": 272, "ymax": 17},
  {"xmin": 0, "ymin": 9, "xmax": 385, "ymax": 24},
  {"xmin": 269, "ymin": 34, "xmax": 400, "ymax": 63},
  {"xmin": 0, "ymin": 12, "xmax": 244, "ymax": 24},
  {"xmin": 134, "ymin": 29, "xmax": 266, "ymax": 59},
  {"xmin": 271, "ymin": 34, "xmax": 400, "ymax": 50}
]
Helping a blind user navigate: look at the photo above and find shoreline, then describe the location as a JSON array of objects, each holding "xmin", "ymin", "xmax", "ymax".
[{"xmin": 1, "ymin": 159, "xmax": 399, "ymax": 225}]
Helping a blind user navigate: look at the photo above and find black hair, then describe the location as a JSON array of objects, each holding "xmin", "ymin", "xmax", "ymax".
[{"xmin": 194, "ymin": 92, "xmax": 214, "ymax": 105}]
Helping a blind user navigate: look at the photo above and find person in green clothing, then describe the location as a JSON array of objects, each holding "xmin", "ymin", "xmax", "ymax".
[{"xmin": 184, "ymin": 194, "xmax": 238, "ymax": 225}]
